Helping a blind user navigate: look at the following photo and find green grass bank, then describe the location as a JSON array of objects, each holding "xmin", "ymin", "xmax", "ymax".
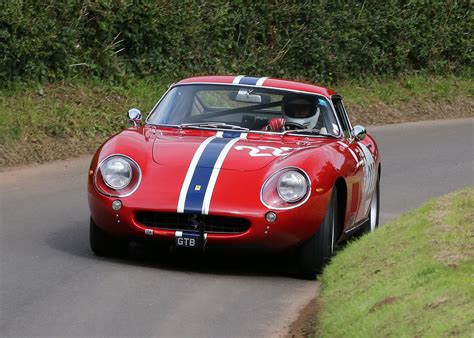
[
  {"xmin": 315, "ymin": 187, "xmax": 474, "ymax": 337},
  {"xmin": 0, "ymin": 74, "xmax": 472, "ymax": 168}
]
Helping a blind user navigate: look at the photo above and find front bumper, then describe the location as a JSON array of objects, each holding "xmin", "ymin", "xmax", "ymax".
[{"xmin": 88, "ymin": 187, "xmax": 329, "ymax": 252}]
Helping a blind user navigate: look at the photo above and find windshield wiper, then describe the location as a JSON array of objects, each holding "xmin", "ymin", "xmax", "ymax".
[
  {"xmin": 180, "ymin": 122, "xmax": 249, "ymax": 131},
  {"xmin": 282, "ymin": 128, "xmax": 338, "ymax": 138}
]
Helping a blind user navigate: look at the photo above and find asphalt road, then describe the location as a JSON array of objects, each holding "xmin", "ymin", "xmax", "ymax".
[{"xmin": 1, "ymin": 118, "xmax": 473, "ymax": 337}]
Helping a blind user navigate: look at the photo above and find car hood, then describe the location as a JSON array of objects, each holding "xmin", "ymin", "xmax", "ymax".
[{"xmin": 152, "ymin": 132, "xmax": 329, "ymax": 171}]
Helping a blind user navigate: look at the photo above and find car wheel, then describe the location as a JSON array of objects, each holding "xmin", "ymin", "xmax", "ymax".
[
  {"xmin": 297, "ymin": 188, "xmax": 338, "ymax": 280},
  {"xmin": 89, "ymin": 217, "xmax": 125, "ymax": 257},
  {"xmin": 365, "ymin": 177, "xmax": 380, "ymax": 232}
]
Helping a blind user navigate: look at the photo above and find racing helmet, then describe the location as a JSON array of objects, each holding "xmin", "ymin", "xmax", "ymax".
[{"xmin": 282, "ymin": 96, "xmax": 320, "ymax": 129}]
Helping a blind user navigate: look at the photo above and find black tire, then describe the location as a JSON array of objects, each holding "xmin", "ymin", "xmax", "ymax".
[
  {"xmin": 90, "ymin": 217, "xmax": 125, "ymax": 257},
  {"xmin": 364, "ymin": 177, "xmax": 380, "ymax": 233},
  {"xmin": 297, "ymin": 188, "xmax": 338, "ymax": 280}
]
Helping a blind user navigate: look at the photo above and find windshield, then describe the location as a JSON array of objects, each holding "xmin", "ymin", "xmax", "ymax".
[{"xmin": 147, "ymin": 84, "xmax": 340, "ymax": 136}]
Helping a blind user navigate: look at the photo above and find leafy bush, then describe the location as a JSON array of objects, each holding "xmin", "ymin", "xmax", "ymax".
[{"xmin": 0, "ymin": 0, "xmax": 472, "ymax": 85}]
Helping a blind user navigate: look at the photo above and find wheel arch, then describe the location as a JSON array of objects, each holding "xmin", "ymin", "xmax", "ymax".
[{"xmin": 334, "ymin": 177, "xmax": 347, "ymax": 240}]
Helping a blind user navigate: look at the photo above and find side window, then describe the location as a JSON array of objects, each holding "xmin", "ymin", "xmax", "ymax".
[{"xmin": 332, "ymin": 97, "xmax": 352, "ymax": 138}]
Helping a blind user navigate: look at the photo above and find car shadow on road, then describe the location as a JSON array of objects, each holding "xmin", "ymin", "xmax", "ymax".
[{"xmin": 46, "ymin": 220, "xmax": 300, "ymax": 279}]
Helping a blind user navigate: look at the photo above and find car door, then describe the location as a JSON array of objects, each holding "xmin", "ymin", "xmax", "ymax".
[
  {"xmin": 351, "ymin": 137, "xmax": 376, "ymax": 221},
  {"xmin": 332, "ymin": 96, "xmax": 376, "ymax": 227}
]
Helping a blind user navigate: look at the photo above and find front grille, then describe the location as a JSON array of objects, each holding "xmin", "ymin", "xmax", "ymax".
[{"xmin": 135, "ymin": 212, "xmax": 251, "ymax": 234}]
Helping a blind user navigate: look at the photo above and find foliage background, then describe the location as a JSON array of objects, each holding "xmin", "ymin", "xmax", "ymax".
[
  {"xmin": 1, "ymin": 1, "xmax": 473, "ymax": 168},
  {"xmin": 1, "ymin": 0, "xmax": 472, "ymax": 85}
]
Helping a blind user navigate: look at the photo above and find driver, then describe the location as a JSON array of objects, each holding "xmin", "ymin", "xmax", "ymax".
[{"xmin": 265, "ymin": 96, "xmax": 320, "ymax": 132}]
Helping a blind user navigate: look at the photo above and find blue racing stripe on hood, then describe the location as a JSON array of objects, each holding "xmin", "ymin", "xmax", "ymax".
[
  {"xmin": 238, "ymin": 76, "xmax": 259, "ymax": 85},
  {"xmin": 222, "ymin": 131, "xmax": 243, "ymax": 138},
  {"xmin": 183, "ymin": 137, "xmax": 235, "ymax": 213}
]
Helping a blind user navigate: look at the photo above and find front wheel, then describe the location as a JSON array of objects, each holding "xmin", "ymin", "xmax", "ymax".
[{"xmin": 297, "ymin": 188, "xmax": 338, "ymax": 280}]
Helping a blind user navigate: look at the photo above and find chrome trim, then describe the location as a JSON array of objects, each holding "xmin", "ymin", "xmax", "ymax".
[
  {"xmin": 344, "ymin": 217, "xmax": 369, "ymax": 234},
  {"xmin": 94, "ymin": 154, "xmax": 142, "ymax": 198},
  {"xmin": 128, "ymin": 108, "xmax": 142, "ymax": 127},
  {"xmin": 352, "ymin": 125, "xmax": 367, "ymax": 141},
  {"xmin": 339, "ymin": 99, "xmax": 353, "ymax": 131},
  {"xmin": 325, "ymin": 96, "xmax": 345, "ymax": 139},
  {"xmin": 156, "ymin": 125, "xmax": 337, "ymax": 139},
  {"xmin": 331, "ymin": 94, "xmax": 353, "ymax": 131},
  {"xmin": 145, "ymin": 82, "xmax": 344, "ymax": 139},
  {"xmin": 260, "ymin": 167, "xmax": 312, "ymax": 210},
  {"xmin": 330, "ymin": 94, "xmax": 353, "ymax": 140},
  {"xmin": 145, "ymin": 85, "xmax": 174, "ymax": 124}
]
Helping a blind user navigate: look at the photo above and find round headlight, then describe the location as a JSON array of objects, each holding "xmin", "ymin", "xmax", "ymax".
[
  {"xmin": 101, "ymin": 156, "xmax": 132, "ymax": 190},
  {"xmin": 277, "ymin": 170, "xmax": 308, "ymax": 202}
]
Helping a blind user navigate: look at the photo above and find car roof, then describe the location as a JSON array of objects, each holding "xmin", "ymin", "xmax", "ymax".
[{"xmin": 177, "ymin": 75, "xmax": 337, "ymax": 98}]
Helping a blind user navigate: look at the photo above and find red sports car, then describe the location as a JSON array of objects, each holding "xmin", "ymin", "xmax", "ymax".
[{"xmin": 88, "ymin": 75, "xmax": 380, "ymax": 279}]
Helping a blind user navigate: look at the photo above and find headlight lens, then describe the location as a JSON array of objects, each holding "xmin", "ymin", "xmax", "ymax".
[
  {"xmin": 261, "ymin": 168, "xmax": 311, "ymax": 209},
  {"xmin": 277, "ymin": 171, "xmax": 308, "ymax": 202},
  {"xmin": 93, "ymin": 154, "xmax": 141, "ymax": 197},
  {"xmin": 101, "ymin": 157, "xmax": 132, "ymax": 189}
]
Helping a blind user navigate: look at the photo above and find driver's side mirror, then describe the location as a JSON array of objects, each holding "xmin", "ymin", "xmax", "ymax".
[
  {"xmin": 128, "ymin": 108, "xmax": 142, "ymax": 126},
  {"xmin": 352, "ymin": 125, "xmax": 366, "ymax": 141}
]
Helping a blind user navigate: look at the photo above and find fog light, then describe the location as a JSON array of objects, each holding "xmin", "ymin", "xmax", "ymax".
[
  {"xmin": 265, "ymin": 212, "xmax": 277, "ymax": 223},
  {"xmin": 112, "ymin": 200, "xmax": 122, "ymax": 211}
]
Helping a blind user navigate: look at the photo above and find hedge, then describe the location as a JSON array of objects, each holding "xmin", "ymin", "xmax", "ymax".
[{"xmin": 0, "ymin": 0, "xmax": 472, "ymax": 85}]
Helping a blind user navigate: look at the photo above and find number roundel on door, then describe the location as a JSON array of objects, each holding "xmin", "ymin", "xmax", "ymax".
[{"xmin": 357, "ymin": 142, "xmax": 376, "ymax": 214}]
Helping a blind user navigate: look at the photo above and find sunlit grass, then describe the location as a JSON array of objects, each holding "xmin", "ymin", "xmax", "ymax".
[
  {"xmin": 0, "ymin": 78, "xmax": 167, "ymax": 144},
  {"xmin": 335, "ymin": 74, "xmax": 473, "ymax": 105},
  {"xmin": 316, "ymin": 187, "xmax": 474, "ymax": 337}
]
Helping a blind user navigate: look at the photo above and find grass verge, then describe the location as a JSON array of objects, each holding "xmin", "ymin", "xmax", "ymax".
[
  {"xmin": 1, "ymin": 74, "xmax": 472, "ymax": 168},
  {"xmin": 0, "ymin": 78, "xmax": 167, "ymax": 168},
  {"xmin": 316, "ymin": 187, "xmax": 474, "ymax": 337}
]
